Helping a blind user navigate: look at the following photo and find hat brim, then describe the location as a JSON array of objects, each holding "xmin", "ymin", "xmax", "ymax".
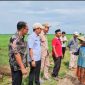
[{"xmin": 78, "ymin": 36, "xmax": 85, "ymax": 42}]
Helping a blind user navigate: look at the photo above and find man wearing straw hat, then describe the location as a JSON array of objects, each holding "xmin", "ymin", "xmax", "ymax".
[{"xmin": 39, "ymin": 23, "xmax": 51, "ymax": 80}]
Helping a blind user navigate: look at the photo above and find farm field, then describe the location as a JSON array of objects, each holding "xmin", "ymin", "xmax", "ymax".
[{"xmin": 0, "ymin": 34, "xmax": 72, "ymax": 85}]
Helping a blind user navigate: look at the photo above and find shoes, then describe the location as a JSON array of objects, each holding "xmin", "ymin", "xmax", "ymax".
[
  {"xmin": 43, "ymin": 77, "xmax": 51, "ymax": 81},
  {"xmin": 54, "ymin": 76, "xmax": 60, "ymax": 81},
  {"xmin": 51, "ymin": 73, "xmax": 60, "ymax": 81},
  {"xmin": 69, "ymin": 67, "xmax": 76, "ymax": 71},
  {"xmin": 40, "ymin": 78, "xmax": 44, "ymax": 84}
]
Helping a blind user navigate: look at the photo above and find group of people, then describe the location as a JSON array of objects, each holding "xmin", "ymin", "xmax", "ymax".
[
  {"xmin": 9, "ymin": 21, "xmax": 51, "ymax": 85},
  {"xmin": 8, "ymin": 21, "xmax": 85, "ymax": 85}
]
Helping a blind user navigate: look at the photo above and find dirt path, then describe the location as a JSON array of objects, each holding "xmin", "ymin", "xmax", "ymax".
[
  {"xmin": 0, "ymin": 66, "xmax": 11, "ymax": 76},
  {"xmin": 57, "ymin": 69, "xmax": 81, "ymax": 85}
]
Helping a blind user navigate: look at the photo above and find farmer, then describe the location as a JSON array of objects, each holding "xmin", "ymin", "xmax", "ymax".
[
  {"xmin": 9, "ymin": 21, "xmax": 29, "ymax": 85},
  {"xmin": 73, "ymin": 36, "xmax": 85, "ymax": 85},
  {"xmin": 39, "ymin": 23, "xmax": 51, "ymax": 80},
  {"xmin": 52, "ymin": 29, "xmax": 62, "ymax": 80},
  {"xmin": 68, "ymin": 32, "xmax": 79, "ymax": 69},
  {"xmin": 28, "ymin": 23, "xmax": 43, "ymax": 85}
]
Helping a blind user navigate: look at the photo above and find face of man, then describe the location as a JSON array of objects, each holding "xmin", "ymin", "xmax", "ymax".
[
  {"xmin": 62, "ymin": 33, "xmax": 65, "ymax": 37},
  {"xmin": 35, "ymin": 28, "xmax": 42, "ymax": 35},
  {"xmin": 22, "ymin": 25, "xmax": 29, "ymax": 35},
  {"xmin": 44, "ymin": 26, "xmax": 49, "ymax": 34},
  {"xmin": 56, "ymin": 32, "xmax": 61, "ymax": 38},
  {"xmin": 73, "ymin": 34, "xmax": 78, "ymax": 38}
]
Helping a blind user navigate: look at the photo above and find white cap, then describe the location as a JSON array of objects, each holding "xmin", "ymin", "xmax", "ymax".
[
  {"xmin": 74, "ymin": 32, "xmax": 79, "ymax": 36},
  {"xmin": 33, "ymin": 23, "xmax": 44, "ymax": 29}
]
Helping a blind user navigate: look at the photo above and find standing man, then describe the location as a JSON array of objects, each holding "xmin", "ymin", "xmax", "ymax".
[
  {"xmin": 39, "ymin": 23, "xmax": 51, "ymax": 80},
  {"xmin": 9, "ymin": 21, "xmax": 28, "ymax": 85},
  {"xmin": 52, "ymin": 29, "xmax": 62, "ymax": 80},
  {"xmin": 28, "ymin": 23, "xmax": 43, "ymax": 85},
  {"xmin": 68, "ymin": 32, "xmax": 79, "ymax": 69},
  {"xmin": 60, "ymin": 31, "xmax": 68, "ymax": 58}
]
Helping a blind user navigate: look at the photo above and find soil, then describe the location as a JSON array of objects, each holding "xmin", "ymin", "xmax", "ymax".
[{"xmin": 57, "ymin": 69, "xmax": 81, "ymax": 85}]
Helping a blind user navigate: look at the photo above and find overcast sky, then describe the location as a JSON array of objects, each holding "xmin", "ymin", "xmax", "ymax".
[{"xmin": 0, "ymin": 1, "xmax": 85, "ymax": 34}]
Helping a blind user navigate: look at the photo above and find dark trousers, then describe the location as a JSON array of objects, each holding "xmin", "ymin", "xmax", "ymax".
[
  {"xmin": 52, "ymin": 56, "xmax": 62, "ymax": 77},
  {"xmin": 62, "ymin": 47, "xmax": 66, "ymax": 58},
  {"xmin": 28, "ymin": 60, "xmax": 41, "ymax": 85},
  {"xmin": 11, "ymin": 68, "xmax": 22, "ymax": 85}
]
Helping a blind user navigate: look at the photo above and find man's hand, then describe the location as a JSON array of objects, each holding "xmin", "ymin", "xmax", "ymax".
[
  {"xmin": 47, "ymin": 50, "xmax": 49, "ymax": 56},
  {"xmin": 31, "ymin": 60, "xmax": 36, "ymax": 67},
  {"xmin": 21, "ymin": 68, "xmax": 28, "ymax": 75},
  {"xmin": 72, "ymin": 52, "xmax": 74, "ymax": 54},
  {"xmin": 55, "ymin": 54, "xmax": 58, "ymax": 58}
]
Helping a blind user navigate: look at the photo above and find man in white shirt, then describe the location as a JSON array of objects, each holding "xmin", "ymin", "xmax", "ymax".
[
  {"xmin": 60, "ymin": 31, "xmax": 67, "ymax": 58},
  {"xmin": 28, "ymin": 23, "xmax": 44, "ymax": 85}
]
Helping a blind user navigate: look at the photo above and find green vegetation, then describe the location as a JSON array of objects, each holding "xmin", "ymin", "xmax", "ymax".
[{"xmin": 0, "ymin": 34, "xmax": 72, "ymax": 85}]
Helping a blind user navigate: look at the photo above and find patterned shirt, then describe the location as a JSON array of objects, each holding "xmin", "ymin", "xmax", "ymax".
[{"xmin": 9, "ymin": 32, "xmax": 28, "ymax": 71}]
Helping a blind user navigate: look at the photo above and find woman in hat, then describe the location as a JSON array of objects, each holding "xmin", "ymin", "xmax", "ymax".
[{"xmin": 73, "ymin": 36, "xmax": 85, "ymax": 85}]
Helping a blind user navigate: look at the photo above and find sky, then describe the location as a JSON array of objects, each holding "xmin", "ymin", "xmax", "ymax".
[{"xmin": 0, "ymin": 1, "xmax": 85, "ymax": 34}]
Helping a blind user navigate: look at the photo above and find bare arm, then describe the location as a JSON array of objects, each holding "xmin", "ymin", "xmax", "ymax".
[
  {"xmin": 53, "ymin": 46, "xmax": 58, "ymax": 58},
  {"xmin": 29, "ymin": 48, "xmax": 36, "ymax": 67},
  {"xmin": 29, "ymin": 48, "xmax": 34, "ymax": 60},
  {"xmin": 15, "ymin": 53, "xmax": 25, "ymax": 69}
]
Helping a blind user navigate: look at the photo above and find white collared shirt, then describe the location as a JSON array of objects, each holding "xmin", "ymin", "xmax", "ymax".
[{"xmin": 27, "ymin": 32, "xmax": 41, "ymax": 62}]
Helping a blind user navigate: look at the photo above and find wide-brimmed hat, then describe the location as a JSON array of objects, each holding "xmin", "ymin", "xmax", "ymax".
[
  {"xmin": 33, "ymin": 23, "xmax": 44, "ymax": 29},
  {"xmin": 42, "ymin": 22, "xmax": 51, "ymax": 28},
  {"xmin": 77, "ymin": 36, "xmax": 85, "ymax": 42}
]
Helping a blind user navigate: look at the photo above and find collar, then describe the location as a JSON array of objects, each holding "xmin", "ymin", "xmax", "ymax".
[
  {"xmin": 55, "ymin": 36, "xmax": 60, "ymax": 39},
  {"xmin": 41, "ymin": 31, "xmax": 46, "ymax": 35},
  {"xmin": 33, "ymin": 32, "xmax": 39, "ymax": 37},
  {"xmin": 15, "ymin": 32, "xmax": 23, "ymax": 39}
]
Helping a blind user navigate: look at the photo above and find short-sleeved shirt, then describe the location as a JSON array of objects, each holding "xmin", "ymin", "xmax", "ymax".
[
  {"xmin": 28, "ymin": 32, "xmax": 41, "ymax": 62},
  {"xmin": 52, "ymin": 37, "xmax": 62, "ymax": 57},
  {"xmin": 60, "ymin": 36, "xmax": 67, "ymax": 47},
  {"xmin": 9, "ymin": 32, "xmax": 28, "ymax": 71}
]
